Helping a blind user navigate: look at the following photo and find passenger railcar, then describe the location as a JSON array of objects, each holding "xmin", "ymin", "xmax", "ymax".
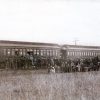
[
  {"xmin": 61, "ymin": 45, "xmax": 100, "ymax": 59},
  {"xmin": 0, "ymin": 40, "xmax": 61, "ymax": 58},
  {"xmin": 0, "ymin": 40, "xmax": 100, "ymax": 60}
]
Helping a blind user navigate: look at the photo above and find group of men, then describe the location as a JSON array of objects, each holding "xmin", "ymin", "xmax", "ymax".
[{"xmin": 47, "ymin": 56, "xmax": 100, "ymax": 73}]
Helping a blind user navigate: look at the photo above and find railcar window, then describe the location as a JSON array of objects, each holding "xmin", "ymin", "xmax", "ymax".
[
  {"xmin": 86, "ymin": 52, "xmax": 88, "ymax": 56},
  {"xmin": 7, "ymin": 49, "xmax": 11, "ymax": 55},
  {"xmin": 95, "ymin": 52, "xmax": 96, "ymax": 56},
  {"xmin": 27, "ymin": 49, "xmax": 30, "ymax": 52},
  {"xmin": 68, "ymin": 51, "xmax": 70, "ymax": 56},
  {"xmin": 80, "ymin": 51, "xmax": 82, "ymax": 56},
  {"xmin": 15, "ymin": 51, "xmax": 19, "ymax": 55},
  {"xmin": 81, "ymin": 52, "xmax": 82, "ymax": 56},
  {"xmin": 49, "ymin": 50, "xmax": 51, "ymax": 56},
  {"xmin": 87, "ymin": 52, "xmax": 89, "ymax": 56},
  {"xmin": 23, "ymin": 49, "xmax": 26, "ymax": 56},
  {"xmin": 98, "ymin": 52, "xmax": 100, "ymax": 56},
  {"xmin": 84, "ymin": 51, "xmax": 86, "ymax": 56},
  {"xmin": 55, "ymin": 50, "xmax": 58, "ymax": 56},
  {"xmin": 70, "ymin": 51, "xmax": 72, "ymax": 56},
  {"xmin": 44, "ymin": 50, "xmax": 47, "ymax": 56},
  {"xmin": 49, "ymin": 50, "xmax": 52, "ymax": 56},
  {"xmin": 73, "ymin": 52, "xmax": 75, "ymax": 56},
  {"xmin": 51, "ymin": 50, "xmax": 53, "ymax": 56},
  {"xmin": 74, "ymin": 51, "xmax": 76, "ymax": 56},
  {"xmin": 42, "ymin": 50, "xmax": 44, "ymax": 55},
  {"xmin": 90, "ymin": 52, "xmax": 91, "ymax": 56},
  {"xmin": 82, "ymin": 52, "xmax": 83, "ymax": 56},
  {"xmin": 14, "ymin": 49, "xmax": 18, "ymax": 55},
  {"xmin": 72, "ymin": 51, "xmax": 74, "ymax": 56},
  {"xmin": 67, "ymin": 51, "xmax": 69, "ymax": 56},
  {"xmin": 75, "ymin": 51, "xmax": 77, "ymax": 56},
  {"xmin": 91, "ymin": 52, "xmax": 93, "ymax": 56},
  {"xmin": 3, "ymin": 49, "xmax": 6, "ymax": 55},
  {"xmin": 89, "ymin": 52, "xmax": 91, "ymax": 56},
  {"xmin": 77, "ymin": 51, "xmax": 78, "ymax": 56},
  {"xmin": 72, "ymin": 51, "xmax": 73, "ymax": 56},
  {"xmin": 73, "ymin": 51, "xmax": 75, "ymax": 56},
  {"xmin": 69, "ymin": 51, "xmax": 70, "ymax": 56},
  {"xmin": 93, "ymin": 52, "xmax": 94, "ymax": 56},
  {"xmin": 85, "ymin": 52, "xmax": 87, "ymax": 56},
  {"xmin": 97, "ymin": 52, "xmax": 99, "ymax": 56},
  {"xmin": 30, "ymin": 49, "xmax": 33, "ymax": 52},
  {"xmin": 77, "ymin": 52, "xmax": 79, "ymax": 56},
  {"xmin": 71, "ymin": 51, "xmax": 73, "ymax": 56},
  {"xmin": 97, "ymin": 52, "xmax": 98, "ymax": 56},
  {"xmin": 81, "ymin": 52, "xmax": 83, "ymax": 56},
  {"xmin": 53, "ymin": 50, "xmax": 55, "ymax": 56},
  {"xmin": 89, "ymin": 52, "xmax": 90, "ymax": 56},
  {"xmin": 19, "ymin": 49, "xmax": 23, "ymax": 55},
  {"xmin": 76, "ymin": 51, "xmax": 78, "ymax": 56},
  {"xmin": 46, "ymin": 50, "xmax": 49, "ymax": 56},
  {"xmin": 40, "ymin": 50, "xmax": 43, "ymax": 56},
  {"xmin": 92, "ymin": 52, "xmax": 93, "ymax": 56},
  {"xmin": 12, "ymin": 49, "xmax": 15, "ymax": 55},
  {"xmin": 34, "ymin": 49, "xmax": 36, "ymax": 55},
  {"xmin": 37, "ymin": 50, "xmax": 39, "ymax": 55},
  {"xmin": 39, "ymin": 50, "xmax": 41, "ymax": 55},
  {"xmin": 78, "ymin": 51, "xmax": 80, "ymax": 56},
  {"xmin": 83, "ymin": 52, "xmax": 85, "ymax": 56},
  {"xmin": 94, "ymin": 52, "xmax": 95, "ymax": 56}
]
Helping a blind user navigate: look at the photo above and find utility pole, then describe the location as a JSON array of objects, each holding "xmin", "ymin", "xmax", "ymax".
[{"xmin": 73, "ymin": 39, "xmax": 79, "ymax": 45}]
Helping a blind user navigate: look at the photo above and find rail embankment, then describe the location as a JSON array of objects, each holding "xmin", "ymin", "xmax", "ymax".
[{"xmin": 0, "ymin": 71, "xmax": 100, "ymax": 100}]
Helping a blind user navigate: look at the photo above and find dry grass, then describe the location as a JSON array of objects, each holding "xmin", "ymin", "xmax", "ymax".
[{"xmin": 0, "ymin": 70, "xmax": 100, "ymax": 100}]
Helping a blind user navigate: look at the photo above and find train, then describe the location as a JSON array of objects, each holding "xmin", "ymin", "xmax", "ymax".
[
  {"xmin": 0, "ymin": 40, "xmax": 100, "ymax": 59},
  {"xmin": 0, "ymin": 40, "xmax": 100, "ymax": 71}
]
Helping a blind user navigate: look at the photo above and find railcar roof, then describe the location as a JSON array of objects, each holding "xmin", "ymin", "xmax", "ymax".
[
  {"xmin": 0, "ymin": 40, "xmax": 59, "ymax": 46},
  {"xmin": 63, "ymin": 44, "xmax": 100, "ymax": 49}
]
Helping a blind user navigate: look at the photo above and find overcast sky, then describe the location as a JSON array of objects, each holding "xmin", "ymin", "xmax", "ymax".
[{"xmin": 0, "ymin": 0, "xmax": 100, "ymax": 45}]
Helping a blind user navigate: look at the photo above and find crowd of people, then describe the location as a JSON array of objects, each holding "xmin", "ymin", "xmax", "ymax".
[
  {"xmin": 29, "ymin": 55, "xmax": 100, "ymax": 73},
  {"xmin": 48, "ymin": 56, "xmax": 100, "ymax": 73},
  {"xmin": 0, "ymin": 54, "xmax": 100, "ymax": 73}
]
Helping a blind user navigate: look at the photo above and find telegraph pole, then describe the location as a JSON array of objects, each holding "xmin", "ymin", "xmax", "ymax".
[{"xmin": 73, "ymin": 39, "xmax": 79, "ymax": 45}]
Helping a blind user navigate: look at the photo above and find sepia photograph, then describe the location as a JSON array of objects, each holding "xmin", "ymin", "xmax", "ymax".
[{"xmin": 0, "ymin": 0, "xmax": 100, "ymax": 100}]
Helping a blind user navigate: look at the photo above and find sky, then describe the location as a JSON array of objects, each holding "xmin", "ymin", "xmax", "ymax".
[{"xmin": 0, "ymin": 0, "xmax": 100, "ymax": 46}]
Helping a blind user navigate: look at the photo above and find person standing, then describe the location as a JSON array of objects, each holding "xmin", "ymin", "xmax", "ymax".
[{"xmin": 76, "ymin": 63, "xmax": 81, "ymax": 72}]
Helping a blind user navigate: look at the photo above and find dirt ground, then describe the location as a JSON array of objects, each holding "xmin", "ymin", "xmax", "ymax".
[{"xmin": 0, "ymin": 70, "xmax": 100, "ymax": 100}]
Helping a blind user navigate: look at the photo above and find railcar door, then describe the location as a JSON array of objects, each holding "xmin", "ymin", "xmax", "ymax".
[{"xmin": 61, "ymin": 49, "xmax": 67, "ymax": 59}]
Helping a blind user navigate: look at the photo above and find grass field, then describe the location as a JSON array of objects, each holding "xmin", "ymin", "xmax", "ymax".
[{"xmin": 0, "ymin": 70, "xmax": 100, "ymax": 100}]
